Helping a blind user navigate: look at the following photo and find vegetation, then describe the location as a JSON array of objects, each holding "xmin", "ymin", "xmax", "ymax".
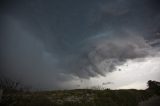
[
  {"xmin": 147, "ymin": 80, "xmax": 160, "ymax": 95},
  {"xmin": 0, "ymin": 80, "xmax": 159, "ymax": 106}
]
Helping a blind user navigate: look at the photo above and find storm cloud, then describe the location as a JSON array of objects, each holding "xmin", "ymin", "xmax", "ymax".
[
  {"xmin": 0, "ymin": 0, "xmax": 160, "ymax": 89},
  {"xmin": 68, "ymin": 34, "xmax": 156, "ymax": 78}
]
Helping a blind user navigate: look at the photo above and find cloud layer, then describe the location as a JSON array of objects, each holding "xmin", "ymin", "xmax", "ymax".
[
  {"xmin": 67, "ymin": 33, "xmax": 158, "ymax": 78},
  {"xmin": 0, "ymin": 0, "xmax": 160, "ymax": 89}
]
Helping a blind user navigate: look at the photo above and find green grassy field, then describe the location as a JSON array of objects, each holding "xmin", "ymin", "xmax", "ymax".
[{"xmin": 1, "ymin": 88, "xmax": 158, "ymax": 106}]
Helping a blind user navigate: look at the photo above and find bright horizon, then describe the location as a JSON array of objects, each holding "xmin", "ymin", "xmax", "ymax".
[{"xmin": 62, "ymin": 56, "xmax": 160, "ymax": 90}]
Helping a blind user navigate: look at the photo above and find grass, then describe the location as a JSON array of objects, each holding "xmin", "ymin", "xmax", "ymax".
[
  {"xmin": 0, "ymin": 88, "xmax": 156, "ymax": 106},
  {"xmin": 1, "ymin": 80, "xmax": 159, "ymax": 106}
]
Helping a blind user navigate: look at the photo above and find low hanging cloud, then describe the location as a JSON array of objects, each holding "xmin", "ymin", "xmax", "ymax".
[
  {"xmin": 68, "ymin": 35, "xmax": 158, "ymax": 78},
  {"xmin": 1, "ymin": 17, "xmax": 160, "ymax": 89},
  {"xmin": 1, "ymin": 0, "xmax": 160, "ymax": 90}
]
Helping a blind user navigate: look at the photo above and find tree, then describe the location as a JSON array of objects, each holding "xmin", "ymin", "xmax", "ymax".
[
  {"xmin": 0, "ymin": 77, "xmax": 22, "ymax": 93},
  {"xmin": 147, "ymin": 80, "xmax": 160, "ymax": 95}
]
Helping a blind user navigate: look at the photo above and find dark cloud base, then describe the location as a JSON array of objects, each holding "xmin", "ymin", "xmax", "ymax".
[{"xmin": 0, "ymin": 0, "xmax": 160, "ymax": 90}]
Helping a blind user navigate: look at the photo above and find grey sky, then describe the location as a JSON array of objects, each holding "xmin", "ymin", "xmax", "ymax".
[{"xmin": 0, "ymin": 0, "xmax": 160, "ymax": 90}]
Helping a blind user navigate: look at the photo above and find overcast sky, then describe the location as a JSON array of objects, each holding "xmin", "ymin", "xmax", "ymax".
[{"xmin": 0, "ymin": 0, "xmax": 160, "ymax": 90}]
